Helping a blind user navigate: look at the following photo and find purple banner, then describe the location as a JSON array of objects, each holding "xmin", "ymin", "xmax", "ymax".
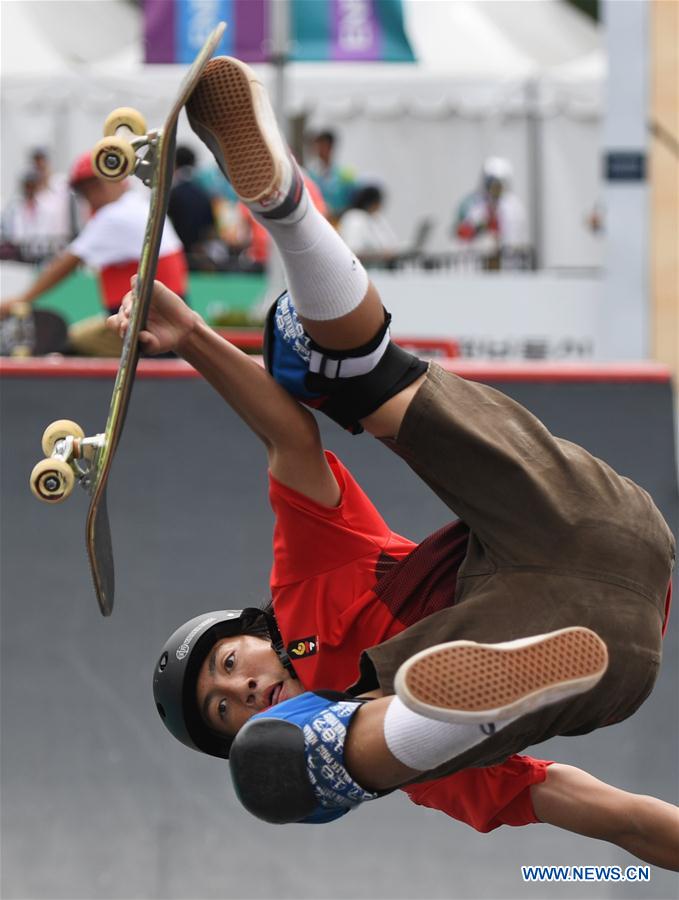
[
  {"xmin": 144, "ymin": 0, "xmax": 176, "ymax": 64},
  {"xmin": 331, "ymin": 0, "xmax": 380, "ymax": 61},
  {"xmin": 234, "ymin": 0, "xmax": 268, "ymax": 62}
]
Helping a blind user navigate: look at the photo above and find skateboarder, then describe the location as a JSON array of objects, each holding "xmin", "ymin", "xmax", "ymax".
[
  {"xmin": 1, "ymin": 151, "xmax": 187, "ymax": 355},
  {"xmin": 111, "ymin": 57, "xmax": 677, "ymax": 869}
]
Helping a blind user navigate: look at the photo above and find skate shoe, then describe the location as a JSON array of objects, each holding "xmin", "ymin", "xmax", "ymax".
[
  {"xmin": 186, "ymin": 56, "xmax": 304, "ymax": 219},
  {"xmin": 394, "ymin": 626, "xmax": 608, "ymax": 725}
]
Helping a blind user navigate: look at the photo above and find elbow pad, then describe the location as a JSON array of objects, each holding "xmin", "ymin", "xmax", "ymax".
[{"xmin": 229, "ymin": 691, "xmax": 381, "ymax": 825}]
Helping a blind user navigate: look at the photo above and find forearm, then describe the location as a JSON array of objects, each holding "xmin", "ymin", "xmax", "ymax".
[
  {"xmin": 18, "ymin": 252, "xmax": 80, "ymax": 304},
  {"xmin": 531, "ymin": 763, "xmax": 679, "ymax": 872},
  {"xmin": 179, "ymin": 316, "xmax": 319, "ymax": 451},
  {"xmin": 111, "ymin": 281, "xmax": 338, "ymax": 503},
  {"xmin": 612, "ymin": 795, "xmax": 679, "ymax": 870}
]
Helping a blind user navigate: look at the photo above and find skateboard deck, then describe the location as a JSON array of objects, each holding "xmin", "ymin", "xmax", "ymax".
[
  {"xmin": 30, "ymin": 22, "xmax": 226, "ymax": 615},
  {"xmin": 1, "ymin": 308, "xmax": 68, "ymax": 356}
]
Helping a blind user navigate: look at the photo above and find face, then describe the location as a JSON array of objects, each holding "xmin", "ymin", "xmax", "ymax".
[
  {"xmin": 485, "ymin": 177, "xmax": 503, "ymax": 201},
  {"xmin": 77, "ymin": 178, "xmax": 126, "ymax": 212},
  {"xmin": 32, "ymin": 154, "xmax": 48, "ymax": 175},
  {"xmin": 22, "ymin": 180, "xmax": 38, "ymax": 200},
  {"xmin": 195, "ymin": 634, "xmax": 303, "ymax": 738},
  {"xmin": 313, "ymin": 137, "xmax": 332, "ymax": 164}
]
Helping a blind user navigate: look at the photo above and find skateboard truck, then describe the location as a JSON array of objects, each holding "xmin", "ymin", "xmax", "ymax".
[
  {"xmin": 133, "ymin": 136, "xmax": 161, "ymax": 188},
  {"xmin": 30, "ymin": 420, "xmax": 105, "ymax": 503},
  {"xmin": 91, "ymin": 108, "xmax": 161, "ymax": 185}
]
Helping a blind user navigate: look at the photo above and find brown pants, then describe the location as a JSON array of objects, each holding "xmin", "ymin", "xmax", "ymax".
[
  {"xmin": 68, "ymin": 316, "xmax": 123, "ymax": 357},
  {"xmin": 359, "ymin": 364, "xmax": 675, "ymax": 781}
]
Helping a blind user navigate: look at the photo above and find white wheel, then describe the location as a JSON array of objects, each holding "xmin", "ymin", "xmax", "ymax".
[
  {"xmin": 92, "ymin": 136, "xmax": 136, "ymax": 181},
  {"xmin": 41, "ymin": 419, "xmax": 85, "ymax": 457},
  {"xmin": 103, "ymin": 107, "xmax": 147, "ymax": 137},
  {"xmin": 30, "ymin": 458, "xmax": 75, "ymax": 503}
]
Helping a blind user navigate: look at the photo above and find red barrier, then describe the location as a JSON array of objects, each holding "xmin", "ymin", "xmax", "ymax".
[
  {"xmin": 1, "ymin": 356, "xmax": 672, "ymax": 383},
  {"xmin": 215, "ymin": 328, "xmax": 460, "ymax": 359}
]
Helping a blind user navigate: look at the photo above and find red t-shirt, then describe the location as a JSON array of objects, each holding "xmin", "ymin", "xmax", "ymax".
[{"xmin": 269, "ymin": 451, "xmax": 552, "ymax": 832}]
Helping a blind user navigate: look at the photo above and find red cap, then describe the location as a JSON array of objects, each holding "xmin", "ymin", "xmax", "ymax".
[{"xmin": 69, "ymin": 151, "xmax": 96, "ymax": 187}]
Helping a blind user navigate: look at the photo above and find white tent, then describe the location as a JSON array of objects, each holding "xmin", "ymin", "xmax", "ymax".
[{"xmin": 1, "ymin": 0, "xmax": 605, "ymax": 267}]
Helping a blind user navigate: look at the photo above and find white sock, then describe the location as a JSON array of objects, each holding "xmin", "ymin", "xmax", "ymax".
[
  {"xmin": 383, "ymin": 696, "xmax": 517, "ymax": 772},
  {"xmin": 252, "ymin": 190, "xmax": 369, "ymax": 322}
]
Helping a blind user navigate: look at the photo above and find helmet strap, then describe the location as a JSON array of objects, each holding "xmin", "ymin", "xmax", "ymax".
[{"xmin": 263, "ymin": 611, "xmax": 299, "ymax": 679}]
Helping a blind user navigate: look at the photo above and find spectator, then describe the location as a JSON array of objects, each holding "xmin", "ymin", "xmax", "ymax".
[
  {"xmin": 168, "ymin": 145, "xmax": 225, "ymax": 269},
  {"xmin": 454, "ymin": 157, "xmax": 527, "ymax": 264},
  {"xmin": 0, "ymin": 151, "xmax": 188, "ymax": 356},
  {"xmin": 306, "ymin": 129, "xmax": 356, "ymax": 222},
  {"xmin": 30, "ymin": 147, "xmax": 76, "ymax": 251},
  {"xmin": 1, "ymin": 171, "xmax": 46, "ymax": 261},
  {"xmin": 194, "ymin": 163, "xmax": 257, "ymax": 267},
  {"xmin": 338, "ymin": 184, "xmax": 399, "ymax": 267}
]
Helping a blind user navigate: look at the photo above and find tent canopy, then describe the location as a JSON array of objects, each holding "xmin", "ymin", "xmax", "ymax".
[
  {"xmin": 1, "ymin": 0, "xmax": 604, "ymax": 269},
  {"xmin": 2, "ymin": 0, "xmax": 604, "ymax": 81}
]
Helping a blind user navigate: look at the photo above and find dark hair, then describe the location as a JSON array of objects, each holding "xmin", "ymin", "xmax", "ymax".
[
  {"xmin": 314, "ymin": 130, "xmax": 336, "ymax": 147},
  {"xmin": 351, "ymin": 184, "xmax": 383, "ymax": 211},
  {"xmin": 175, "ymin": 145, "xmax": 197, "ymax": 168},
  {"xmin": 240, "ymin": 600, "xmax": 275, "ymax": 641}
]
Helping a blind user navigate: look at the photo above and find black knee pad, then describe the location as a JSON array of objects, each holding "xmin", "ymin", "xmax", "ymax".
[
  {"xmin": 263, "ymin": 293, "xmax": 427, "ymax": 434},
  {"xmin": 306, "ymin": 313, "xmax": 427, "ymax": 433}
]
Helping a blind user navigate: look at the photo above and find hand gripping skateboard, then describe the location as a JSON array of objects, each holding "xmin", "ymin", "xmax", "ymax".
[{"xmin": 29, "ymin": 21, "xmax": 226, "ymax": 616}]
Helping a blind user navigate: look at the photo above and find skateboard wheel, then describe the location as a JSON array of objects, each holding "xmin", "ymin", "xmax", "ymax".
[
  {"xmin": 30, "ymin": 458, "xmax": 75, "ymax": 504},
  {"xmin": 92, "ymin": 136, "xmax": 137, "ymax": 181},
  {"xmin": 103, "ymin": 107, "xmax": 147, "ymax": 138},
  {"xmin": 41, "ymin": 419, "xmax": 85, "ymax": 457}
]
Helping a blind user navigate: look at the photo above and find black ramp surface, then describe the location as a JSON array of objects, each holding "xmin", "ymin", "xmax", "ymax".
[{"xmin": 1, "ymin": 373, "xmax": 678, "ymax": 900}]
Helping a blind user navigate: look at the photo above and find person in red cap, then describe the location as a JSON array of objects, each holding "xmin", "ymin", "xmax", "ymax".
[{"xmin": 0, "ymin": 151, "xmax": 188, "ymax": 355}]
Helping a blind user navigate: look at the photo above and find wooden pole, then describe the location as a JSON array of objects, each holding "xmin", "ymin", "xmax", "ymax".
[{"xmin": 650, "ymin": 0, "xmax": 679, "ymax": 375}]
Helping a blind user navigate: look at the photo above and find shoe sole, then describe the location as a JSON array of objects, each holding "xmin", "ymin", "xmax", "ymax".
[
  {"xmin": 394, "ymin": 626, "xmax": 608, "ymax": 724},
  {"xmin": 186, "ymin": 57, "xmax": 278, "ymax": 203}
]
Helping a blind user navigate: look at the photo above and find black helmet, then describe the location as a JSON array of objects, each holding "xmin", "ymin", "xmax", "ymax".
[{"xmin": 152, "ymin": 607, "xmax": 296, "ymax": 759}]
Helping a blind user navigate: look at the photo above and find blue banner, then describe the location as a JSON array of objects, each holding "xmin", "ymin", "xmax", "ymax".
[{"xmin": 144, "ymin": 0, "xmax": 414, "ymax": 63}]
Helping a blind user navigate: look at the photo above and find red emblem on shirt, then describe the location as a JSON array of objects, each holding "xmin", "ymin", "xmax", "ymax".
[{"xmin": 287, "ymin": 636, "xmax": 318, "ymax": 659}]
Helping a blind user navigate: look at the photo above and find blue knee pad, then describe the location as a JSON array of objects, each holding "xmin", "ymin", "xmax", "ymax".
[
  {"xmin": 229, "ymin": 691, "xmax": 381, "ymax": 824},
  {"xmin": 263, "ymin": 292, "xmax": 427, "ymax": 434},
  {"xmin": 263, "ymin": 292, "xmax": 325, "ymax": 404}
]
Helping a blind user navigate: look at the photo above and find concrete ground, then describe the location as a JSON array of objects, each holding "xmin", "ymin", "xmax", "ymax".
[{"xmin": 1, "ymin": 373, "xmax": 677, "ymax": 899}]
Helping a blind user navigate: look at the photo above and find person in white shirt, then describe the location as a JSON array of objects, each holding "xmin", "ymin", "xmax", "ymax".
[
  {"xmin": 338, "ymin": 184, "xmax": 399, "ymax": 267},
  {"xmin": 454, "ymin": 157, "xmax": 528, "ymax": 265},
  {"xmin": 1, "ymin": 151, "xmax": 188, "ymax": 355},
  {"xmin": 31, "ymin": 148, "xmax": 74, "ymax": 245}
]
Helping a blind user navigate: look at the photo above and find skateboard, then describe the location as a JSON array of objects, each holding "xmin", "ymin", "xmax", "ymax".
[
  {"xmin": 29, "ymin": 21, "xmax": 226, "ymax": 616},
  {"xmin": 1, "ymin": 307, "xmax": 68, "ymax": 356}
]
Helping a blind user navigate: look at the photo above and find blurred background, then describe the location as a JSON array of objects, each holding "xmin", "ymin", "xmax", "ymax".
[
  {"xmin": 1, "ymin": 0, "xmax": 676, "ymax": 368},
  {"xmin": 1, "ymin": 1, "xmax": 677, "ymax": 898}
]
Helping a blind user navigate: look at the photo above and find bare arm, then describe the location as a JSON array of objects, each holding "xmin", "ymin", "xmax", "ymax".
[
  {"xmin": 179, "ymin": 318, "xmax": 339, "ymax": 505},
  {"xmin": 110, "ymin": 281, "xmax": 339, "ymax": 506},
  {"xmin": 530, "ymin": 763, "xmax": 679, "ymax": 871},
  {"xmin": 343, "ymin": 705, "xmax": 679, "ymax": 873},
  {"xmin": 0, "ymin": 252, "xmax": 81, "ymax": 318}
]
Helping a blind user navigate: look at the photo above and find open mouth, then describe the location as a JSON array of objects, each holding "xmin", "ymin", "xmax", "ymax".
[{"xmin": 268, "ymin": 682, "xmax": 283, "ymax": 707}]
